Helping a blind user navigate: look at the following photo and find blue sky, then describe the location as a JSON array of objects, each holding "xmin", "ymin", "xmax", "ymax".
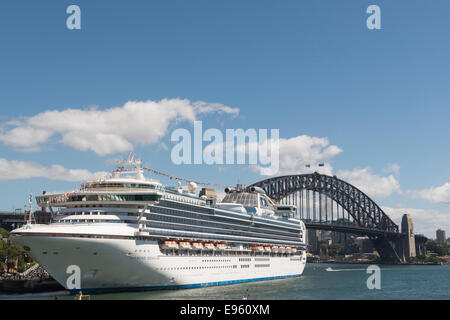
[{"xmin": 0, "ymin": 1, "xmax": 449, "ymax": 237}]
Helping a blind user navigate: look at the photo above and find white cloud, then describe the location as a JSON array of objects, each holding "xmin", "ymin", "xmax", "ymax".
[
  {"xmin": 193, "ymin": 101, "xmax": 239, "ymax": 118},
  {"xmin": 0, "ymin": 127, "xmax": 53, "ymax": 151},
  {"xmin": 0, "ymin": 98, "xmax": 239, "ymax": 155},
  {"xmin": 276, "ymin": 135, "xmax": 342, "ymax": 176},
  {"xmin": 382, "ymin": 206, "xmax": 450, "ymax": 239},
  {"xmin": 336, "ymin": 167, "xmax": 401, "ymax": 199},
  {"xmin": 410, "ymin": 182, "xmax": 450, "ymax": 205},
  {"xmin": 244, "ymin": 135, "xmax": 342, "ymax": 176},
  {"xmin": 0, "ymin": 158, "xmax": 108, "ymax": 182}
]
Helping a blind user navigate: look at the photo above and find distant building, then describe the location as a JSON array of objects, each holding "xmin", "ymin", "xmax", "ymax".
[
  {"xmin": 354, "ymin": 237, "xmax": 375, "ymax": 253},
  {"xmin": 307, "ymin": 229, "xmax": 320, "ymax": 252},
  {"xmin": 436, "ymin": 229, "xmax": 446, "ymax": 245},
  {"xmin": 331, "ymin": 231, "xmax": 346, "ymax": 244},
  {"xmin": 319, "ymin": 231, "xmax": 332, "ymax": 242}
]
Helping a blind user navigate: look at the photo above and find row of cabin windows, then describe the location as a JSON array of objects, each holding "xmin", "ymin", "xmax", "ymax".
[
  {"xmin": 149, "ymin": 212, "xmax": 301, "ymax": 239},
  {"xmin": 154, "ymin": 206, "xmax": 300, "ymax": 236},
  {"xmin": 155, "ymin": 265, "xmax": 238, "ymax": 271},
  {"xmin": 145, "ymin": 220, "xmax": 301, "ymax": 242},
  {"xmin": 68, "ymin": 194, "xmax": 160, "ymax": 202},
  {"xmin": 202, "ymin": 259, "xmax": 231, "ymax": 263},
  {"xmin": 239, "ymin": 258, "xmax": 251, "ymax": 262},
  {"xmin": 60, "ymin": 219, "xmax": 124, "ymax": 224},
  {"xmin": 163, "ymin": 194, "xmax": 202, "ymax": 206},
  {"xmin": 90, "ymin": 183, "xmax": 162, "ymax": 189}
]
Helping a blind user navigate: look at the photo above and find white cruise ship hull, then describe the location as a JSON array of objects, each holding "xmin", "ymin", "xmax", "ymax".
[{"xmin": 13, "ymin": 226, "xmax": 306, "ymax": 293}]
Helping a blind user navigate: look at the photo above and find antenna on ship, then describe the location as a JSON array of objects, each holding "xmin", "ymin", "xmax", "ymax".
[
  {"xmin": 116, "ymin": 152, "xmax": 146, "ymax": 181},
  {"xmin": 27, "ymin": 193, "xmax": 35, "ymax": 225}
]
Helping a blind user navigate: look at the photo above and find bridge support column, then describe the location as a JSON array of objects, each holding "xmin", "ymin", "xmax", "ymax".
[
  {"xmin": 401, "ymin": 214, "xmax": 416, "ymax": 260},
  {"xmin": 415, "ymin": 235, "xmax": 428, "ymax": 257}
]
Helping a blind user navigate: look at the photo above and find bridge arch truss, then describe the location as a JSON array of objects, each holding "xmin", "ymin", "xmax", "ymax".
[{"xmin": 250, "ymin": 173, "xmax": 399, "ymax": 234}]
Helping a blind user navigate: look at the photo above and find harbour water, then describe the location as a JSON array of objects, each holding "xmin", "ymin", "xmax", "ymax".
[{"xmin": 1, "ymin": 263, "xmax": 449, "ymax": 300}]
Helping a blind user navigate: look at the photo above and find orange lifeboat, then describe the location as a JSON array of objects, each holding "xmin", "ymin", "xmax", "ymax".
[
  {"xmin": 161, "ymin": 241, "xmax": 178, "ymax": 249},
  {"xmin": 216, "ymin": 243, "xmax": 226, "ymax": 250},
  {"xmin": 291, "ymin": 247, "xmax": 297, "ymax": 254},
  {"xmin": 251, "ymin": 246, "xmax": 264, "ymax": 252},
  {"xmin": 264, "ymin": 246, "xmax": 271, "ymax": 252},
  {"xmin": 192, "ymin": 242, "xmax": 203, "ymax": 250},
  {"xmin": 203, "ymin": 243, "xmax": 215, "ymax": 250},
  {"xmin": 279, "ymin": 246, "xmax": 286, "ymax": 253},
  {"xmin": 272, "ymin": 246, "xmax": 279, "ymax": 253},
  {"xmin": 179, "ymin": 241, "xmax": 192, "ymax": 249}
]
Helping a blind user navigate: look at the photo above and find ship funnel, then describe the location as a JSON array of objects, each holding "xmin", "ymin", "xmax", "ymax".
[{"xmin": 249, "ymin": 186, "xmax": 266, "ymax": 194}]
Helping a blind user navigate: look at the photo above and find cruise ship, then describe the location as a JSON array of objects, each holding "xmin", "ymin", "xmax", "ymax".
[{"xmin": 11, "ymin": 155, "xmax": 307, "ymax": 293}]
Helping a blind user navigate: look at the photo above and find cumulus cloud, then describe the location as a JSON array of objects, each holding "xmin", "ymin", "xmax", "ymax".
[
  {"xmin": 0, "ymin": 158, "xmax": 108, "ymax": 182},
  {"xmin": 275, "ymin": 135, "xmax": 342, "ymax": 176},
  {"xmin": 243, "ymin": 135, "xmax": 342, "ymax": 176},
  {"xmin": 336, "ymin": 167, "xmax": 401, "ymax": 199},
  {"xmin": 0, "ymin": 98, "xmax": 239, "ymax": 155},
  {"xmin": 382, "ymin": 206, "xmax": 450, "ymax": 238},
  {"xmin": 410, "ymin": 182, "xmax": 450, "ymax": 205},
  {"xmin": 193, "ymin": 101, "xmax": 239, "ymax": 118}
]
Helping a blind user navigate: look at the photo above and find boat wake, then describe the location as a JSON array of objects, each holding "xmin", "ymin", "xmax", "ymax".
[{"xmin": 325, "ymin": 267, "xmax": 366, "ymax": 272}]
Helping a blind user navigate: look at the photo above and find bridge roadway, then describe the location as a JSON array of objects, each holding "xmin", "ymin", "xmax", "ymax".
[{"xmin": 0, "ymin": 211, "xmax": 25, "ymax": 231}]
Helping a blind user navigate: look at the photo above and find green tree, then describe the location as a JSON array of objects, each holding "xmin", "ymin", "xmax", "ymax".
[{"xmin": 426, "ymin": 240, "xmax": 447, "ymax": 256}]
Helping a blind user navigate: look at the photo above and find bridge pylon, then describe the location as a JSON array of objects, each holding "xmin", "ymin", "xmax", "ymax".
[{"xmin": 400, "ymin": 214, "xmax": 416, "ymax": 261}]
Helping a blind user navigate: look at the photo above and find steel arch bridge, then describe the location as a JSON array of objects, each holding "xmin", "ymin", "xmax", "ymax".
[
  {"xmin": 250, "ymin": 172, "xmax": 398, "ymax": 234},
  {"xmin": 249, "ymin": 172, "xmax": 425, "ymax": 263}
]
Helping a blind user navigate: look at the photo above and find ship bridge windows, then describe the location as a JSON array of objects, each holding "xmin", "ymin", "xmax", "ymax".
[
  {"xmin": 260, "ymin": 197, "xmax": 269, "ymax": 207},
  {"xmin": 222, "ymin": 192, "xmax": 258, "ymax": 207}
]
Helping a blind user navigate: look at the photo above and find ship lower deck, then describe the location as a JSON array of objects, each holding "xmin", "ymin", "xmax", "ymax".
[{"xmin": 12, "ymin": 235, "xmax": 306, "ymax": 293}]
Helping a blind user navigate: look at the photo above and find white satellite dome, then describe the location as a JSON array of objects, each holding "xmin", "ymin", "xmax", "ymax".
[{"xmin": 188, "ymin": 181, "xmax": 197, "ymax": 192}]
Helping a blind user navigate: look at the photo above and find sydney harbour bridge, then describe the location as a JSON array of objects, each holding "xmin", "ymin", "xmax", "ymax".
[{"xmin": 249, "ymin": 172, "xmax": 428, "ymax": 264}]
